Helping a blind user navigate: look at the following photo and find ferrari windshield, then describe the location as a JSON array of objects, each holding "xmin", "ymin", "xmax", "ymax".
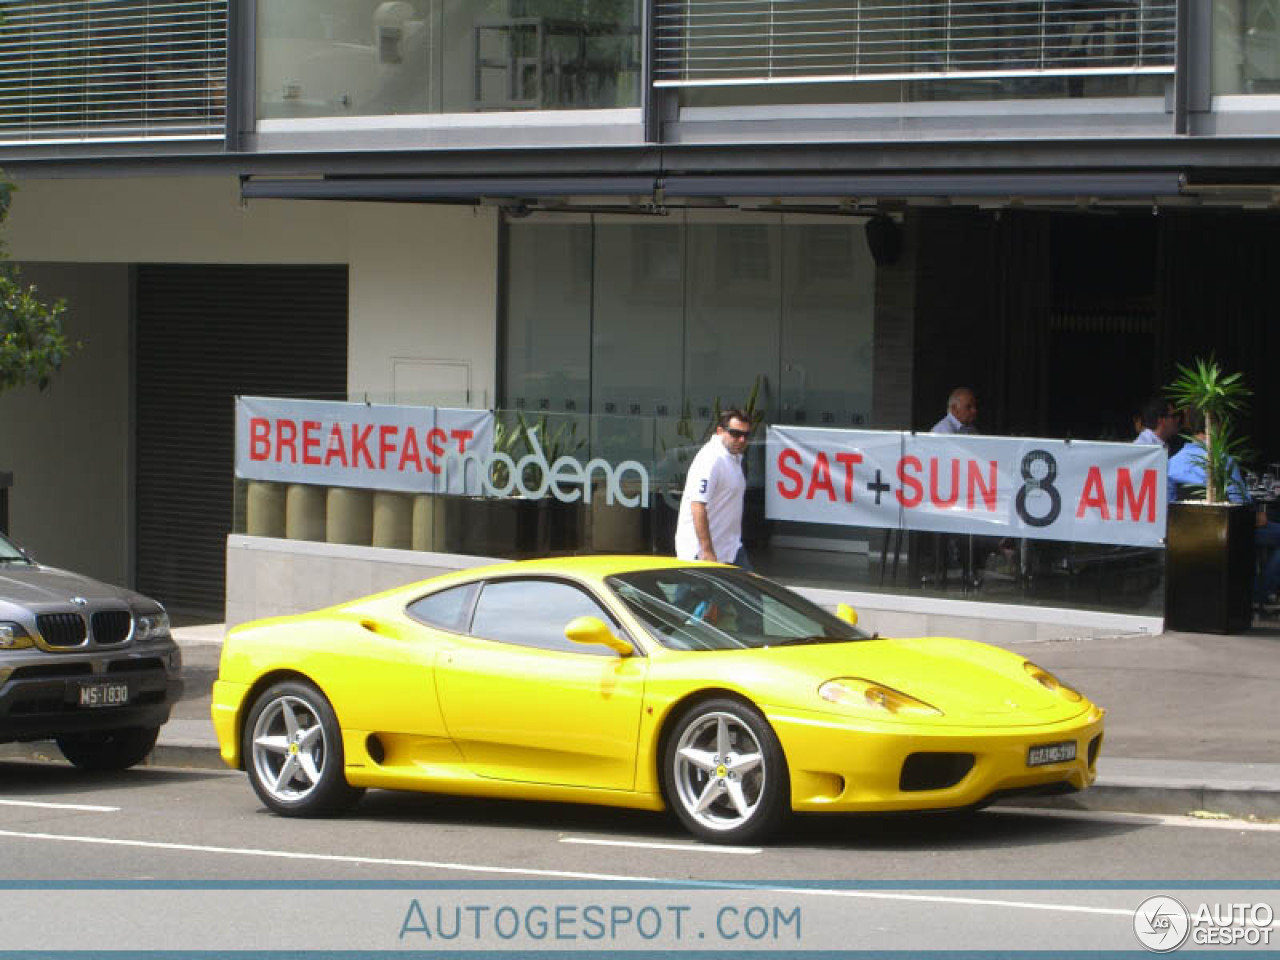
[{"xmin": 606, "ymin": 567, "xmax": 871, "ymax": 651}]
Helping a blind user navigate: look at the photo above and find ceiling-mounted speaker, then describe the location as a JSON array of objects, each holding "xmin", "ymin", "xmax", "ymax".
[{"xmin": 865, "ymin": 214, "xmax": 903, "ymax": 266}]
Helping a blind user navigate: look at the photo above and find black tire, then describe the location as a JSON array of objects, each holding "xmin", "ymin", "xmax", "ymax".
[
  {"xmin": 661, "ymin": 697, "xmax": 789, "ymax": 844},
  {"xmin": 242, "ymin": 680, "xmax": 364, "ymax": 817},
  {"xmin": 56, "ymin": 726, "xmax": 159, "ymax": 771}
]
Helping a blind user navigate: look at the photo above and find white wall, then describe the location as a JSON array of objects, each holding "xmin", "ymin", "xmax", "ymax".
[
  {"xmin": 1, "ymin": 175, "xmax": 499, "ymax": 587},
  {"xmin": 346, "ymin": 201, "xmax": 497, "ymax": 406}
]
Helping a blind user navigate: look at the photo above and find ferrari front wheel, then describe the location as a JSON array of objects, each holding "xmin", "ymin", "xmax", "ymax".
[
  {"xmin": 243, "ymin": 680, "xmax": 364, "ymax": 817},
  {"xmin": 662, "ymin": 698, "xmax": 789, "ymax": 844}
]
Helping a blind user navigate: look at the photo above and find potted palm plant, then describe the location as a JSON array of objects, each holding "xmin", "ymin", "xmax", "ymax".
[{"xmin": 1163, "ymin": 357, "xmax": 1255, "ymax": 633}]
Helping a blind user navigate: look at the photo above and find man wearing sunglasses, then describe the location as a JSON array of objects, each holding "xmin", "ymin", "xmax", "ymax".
[{"xmin": 675, "ymin": 408, "xmax": 752, "ymax": 568}]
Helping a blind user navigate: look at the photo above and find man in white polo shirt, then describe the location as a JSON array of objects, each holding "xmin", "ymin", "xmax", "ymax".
[{"xmin": 675, "ymin": 408, "xmax": 751, "ymax": 568}]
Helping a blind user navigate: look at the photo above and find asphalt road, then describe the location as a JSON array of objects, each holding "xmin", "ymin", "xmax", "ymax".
[
  {"xmin": 2, "ymin": 760, "xmax": 1277, "ymax": 952},
  {"xmin": 2, "ymin": 758, "xmax": 1279, "ymax": 882}
]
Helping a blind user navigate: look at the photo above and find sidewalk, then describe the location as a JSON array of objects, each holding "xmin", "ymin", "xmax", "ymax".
[{"xmin": 9, "ymin": 620, "xmax": 1280, "ymax": 821}]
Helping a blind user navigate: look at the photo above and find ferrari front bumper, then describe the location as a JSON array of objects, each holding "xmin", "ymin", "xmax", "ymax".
[{"xmin": 768, "ymin": 704, "xmax": 1105, "ymax": 814}]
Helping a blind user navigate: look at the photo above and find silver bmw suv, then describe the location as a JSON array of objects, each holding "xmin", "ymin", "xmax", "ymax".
[{"xmin": 0, "ymin": 532, "xmax": 183, "ymax": 769}]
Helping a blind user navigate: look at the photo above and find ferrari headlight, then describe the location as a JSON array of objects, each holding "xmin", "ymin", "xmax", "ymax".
[
  {"xmin": 1023, "ymin": 661, "xmax": 1083, "ymax": 702},
  {"xmin": 0, "ymin": 622, "xmax": 33, "ymax": 650},
  {"xmin": 134, "ymin": 610, "xmax": 171, "ymax": 642},
  {"xmin": 819, "ymin": 678, "xmax": 942, "ymax": 717}
]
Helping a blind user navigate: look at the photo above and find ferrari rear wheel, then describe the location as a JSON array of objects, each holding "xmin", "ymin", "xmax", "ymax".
[
  {"xmin": 663, "ymin": 698, "xmax": 789, "ymax": 844},
  {"xmin": 243, "ymin": 680, "xmax": 364, "ymax": 817}
]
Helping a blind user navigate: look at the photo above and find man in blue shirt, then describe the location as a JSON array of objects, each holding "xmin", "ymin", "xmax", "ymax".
[
  {"xmin": 1134, "ymin": 397, "xmax": 1180, "ymax": 448},
  {"xmin": 1168, "ymin": 409, "xmax": 1280, "ymax": 614}
]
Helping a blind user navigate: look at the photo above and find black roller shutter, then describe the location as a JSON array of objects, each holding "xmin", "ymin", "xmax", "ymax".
[{"xmin": 135, "ymin": 265, "xmax": 348, "ymax": 616}]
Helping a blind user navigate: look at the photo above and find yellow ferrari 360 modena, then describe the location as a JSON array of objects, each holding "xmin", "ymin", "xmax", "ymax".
[{"xmin": 211, "ymin": 555, "xmax": 1103, "ymax": 844}]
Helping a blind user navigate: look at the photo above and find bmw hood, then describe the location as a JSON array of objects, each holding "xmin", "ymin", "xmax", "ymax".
[{"xmin": 0, "ymin": 562, "xmax": 138, "ymax": 610}]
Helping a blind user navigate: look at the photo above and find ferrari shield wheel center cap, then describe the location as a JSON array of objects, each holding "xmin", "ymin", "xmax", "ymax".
[
  {"xmin": 715, "ymin": 764, "xmax": 727, "ymax": 778},
  {"xmin": 289, "ymin": 743, "xmax": 299, "ymax": 754}
]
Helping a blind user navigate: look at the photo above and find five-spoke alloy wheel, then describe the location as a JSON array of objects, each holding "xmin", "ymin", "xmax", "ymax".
[
  {"xmin": 662, "ymin": 697, "xmax": 788, "ymax": 844},
  {"xmin": 243, "ymin": 680, "xmax": 363, "ymax": 817}
]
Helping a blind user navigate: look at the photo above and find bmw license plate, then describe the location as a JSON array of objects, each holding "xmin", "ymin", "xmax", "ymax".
[
  {"xmin": 1027, "ymin": 740, "xmax": 1076, "ymax": 766},
  {"xmin": 75, "ymin": 680, "xmax": 130, "ymax": 708}
]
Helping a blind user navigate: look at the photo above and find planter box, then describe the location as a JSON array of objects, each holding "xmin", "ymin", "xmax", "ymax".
[{"xmin": 1165, "ymin": 501, "xmax": 1255, "ymax": 634}]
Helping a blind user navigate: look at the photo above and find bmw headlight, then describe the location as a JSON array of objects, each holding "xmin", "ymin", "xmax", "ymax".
[
  {"xmin": 1023, "ymin": 661, "xmax": 1082, "ymax": 702},
  {"xmin": 134, "ymin": 609, "xmax": 171, "ymax": 642},
  {"xmin": 819, "ymin": 677, "xmax": 942, "ymax": 717},
  {"xmin": 0, "ymin": 622, "xmax": 33, "ymax": 650}
]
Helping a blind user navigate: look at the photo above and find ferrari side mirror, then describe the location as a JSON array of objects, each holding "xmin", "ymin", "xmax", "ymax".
[
  {"xmin": 835, "ymin": 603, "xmax": 858, "ymax": 627},
  {"xmin": 565, "ymin": 616, "xmax": 633, "ymax": 656}
]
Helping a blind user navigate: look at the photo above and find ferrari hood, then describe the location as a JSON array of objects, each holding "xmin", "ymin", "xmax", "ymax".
[{"xmin": 663, "ymin": 636, "xmax": 1088, "ymax": 725}]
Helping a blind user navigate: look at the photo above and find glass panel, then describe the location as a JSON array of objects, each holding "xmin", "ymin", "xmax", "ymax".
[
  {"xmin": 779, "ymin": 220, "xmax": 875, "ymax": 429},
  {"xmin": 657, "ymin": 0, "xmax": 1175, "ymax": 88},
  {"xmin": 503, "ymin": 222, "xmax": 591, "ymax": 417},
  {"xmin": 470, "ymin": 578, "xmax": 615, "ymax": 653},
  {"xmin": 257, "ymin": 0, "xmax": 433, "ymax": 118},
  {"xmin": 257, "ymin": 0, "xmax": 641, "ymax": 119},
  {"xmin": 607, "ymin": 566, "xmax": 867, "ymax": 651},
  {"xmin": 406, "ymin": 582, "xmax": 478, "ymax": 631},
  {"xmin": 683, "ymin": 215, "xmax": 781, "ymax": 424},
  {"xmin": 1213, "ymin": 0, "xmax": 1280, "ymax": 94},
  {"xmin": 592, "ymin": 220, "xmax": 686, "ymax": 421}
]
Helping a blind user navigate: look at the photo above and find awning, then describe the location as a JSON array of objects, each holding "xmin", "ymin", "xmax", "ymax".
[
  {"xmin": 663, "ymin": 172, "xmax": 1187, "ymax": 199},
  {"xmin": 240, "ymin": 171, "xmax": 1187, "ymax": 205},
  {"xmin": 240, "ymin": 176, "xmax": 656, "ymax": 202}
]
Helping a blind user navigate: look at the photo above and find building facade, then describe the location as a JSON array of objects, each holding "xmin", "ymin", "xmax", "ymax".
[{"xmin": 2, "ymin": 0, "xmax": 1278, "ymax": 634}]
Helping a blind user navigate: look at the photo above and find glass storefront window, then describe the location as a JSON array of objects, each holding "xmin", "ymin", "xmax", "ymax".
[
  {"xmin": 503, "ymin": 220, "xmax": 592, "ymax": 417},
  {"xmin": 662, "ymin": 0, "xmax": 1174, "ymax": 106},
  {"xmin": 1213, "ymin": 0, "xmax": 1280, "ymax": 94},
  {"xmin": 257, "ymin": 0, "xmax": 642, "ymax": 120},
  {"xmin": 504, "ymin": 212, "xmax": 876, "ymax": 434},
  {"xmin": 592, "ymin": 219, "xmax": 686, "ymax": 420},
  {"xmin": 233, "ymin": 403, "xmax": 1167, "ymax": 619}
]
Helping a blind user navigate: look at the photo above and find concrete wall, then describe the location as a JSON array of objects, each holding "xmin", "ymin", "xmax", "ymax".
[
  {"xmin": 225, "ymin": 535, "xmax": 1164, "ymax": 640},
  {"xmin": 1, "ymin": 175, "xmax": 499, "ymax": 586},
  {"xmin": 4, "ymin": 175, "xmax": 500, "ymax": 404},
  {"xmin": 0, "ymin": 263, "xmax": 131, "ymax": 584}
]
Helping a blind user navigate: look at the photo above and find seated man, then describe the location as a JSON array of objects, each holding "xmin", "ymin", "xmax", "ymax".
[{"xmin": 1168, "ymin": 409, "xmax": 1280, "ymax": 615}]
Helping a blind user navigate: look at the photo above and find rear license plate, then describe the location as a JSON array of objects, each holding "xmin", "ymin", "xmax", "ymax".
[
  {"xmin": 75, "ymin": 680, "xmax": 130, "ymax": 708},
  {"xmin": 1027, "ymin": 740, "xmax": 1076, "ymax": 767}
]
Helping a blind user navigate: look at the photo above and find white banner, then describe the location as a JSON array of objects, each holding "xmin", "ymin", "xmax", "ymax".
[
  {"xmin": 234, "ymin": 397, "xmax": 494, "ymax": 496},
  {"xmin": 767, "ymin": 426, "xmax": 1167, "ymax": 547}
]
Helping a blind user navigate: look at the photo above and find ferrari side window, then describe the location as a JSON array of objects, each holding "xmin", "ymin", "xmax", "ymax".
[
  {"xmin": 470, "ymin": 579, "xmax": 622, "ymax": 655},
  {"xmin": 406, "ymin": 583, "xmax": 479, "ymax": 633}
]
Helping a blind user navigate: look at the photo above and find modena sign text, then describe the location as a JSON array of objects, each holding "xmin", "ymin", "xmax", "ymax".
[
  {"xmin": 234, "ymin": 397, "xmax": 648, "ymax": 505},
  {"xmin": 767, "ymin": 426, "xmax": 1167, "ymax": 547}
]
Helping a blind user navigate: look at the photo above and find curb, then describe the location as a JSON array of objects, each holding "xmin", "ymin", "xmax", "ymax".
[
  {"xmin": 1004, "ymin": 783, "xmax": 1280, "ymax": 821},
  {"xmin": 5, "ymin": 741, "xmax": 1278, "ymax": 822}
]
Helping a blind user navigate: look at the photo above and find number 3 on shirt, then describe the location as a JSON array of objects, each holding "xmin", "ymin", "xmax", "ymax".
[{"xmin": 699, "ymin": 479, "xmax": 708, "ymax": 494}]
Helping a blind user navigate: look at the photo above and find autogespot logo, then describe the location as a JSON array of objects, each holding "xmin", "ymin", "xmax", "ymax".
[{"xmin": 1134, "ymin": 895, "xmax": 1191, "ymax": 952}]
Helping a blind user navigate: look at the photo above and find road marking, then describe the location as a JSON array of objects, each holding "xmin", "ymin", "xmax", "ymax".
[
  {"xmin": 0, "ymin": 799, "xmax": 119, "ymax": 812},
  {"xmin": 996, "ymin": 806, "xmax": 1280, "ymax": 832},
  {"xmin": 0, "ymin": 828, "xmax": 1130, "ymax": 917},
  {"xmin": 560, "ymin": 836, "xmax": 761, "ymax": 855}
]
